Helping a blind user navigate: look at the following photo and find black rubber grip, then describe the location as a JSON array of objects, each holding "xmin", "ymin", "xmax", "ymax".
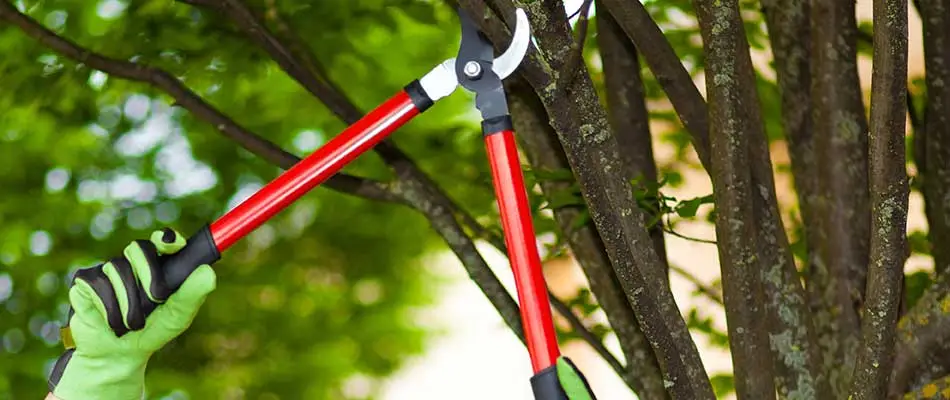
[
  {"xmin": 404, "ymin": 79, "xmax": 434, "ymax": 112},
  {"xmin": 163, "ymin": 225, "xmax": 220, "ymax": 290},
  {"xmin": 531, "ymin": 364, "xmax": 568, "ymax": 400},
  {"xmin": 482, "ymin": 115, "xmax": 513, "ymax": 136},
  {"xmin": 140, "ymin": 225, "xmax": 220, "ymax": 316}
]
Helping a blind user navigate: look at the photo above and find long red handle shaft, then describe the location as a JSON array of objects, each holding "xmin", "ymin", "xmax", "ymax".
[
  {"xmin": 210, "ymin": 91, "xmax": 421, "ymax": 251},
  {"xmin": 485, "ymin": 129, "xmax": 560, "ymax": 373}
]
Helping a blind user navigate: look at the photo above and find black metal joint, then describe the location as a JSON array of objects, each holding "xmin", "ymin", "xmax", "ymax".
[
  {"xmin": 404, "ymin": 80, "xmax": 434, "ymax": 113},
  {"xmin": 482, "ymin": 115, "xmax": 513, "ymax": 136}
]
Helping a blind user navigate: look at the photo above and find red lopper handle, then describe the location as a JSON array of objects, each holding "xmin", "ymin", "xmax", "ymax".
[{"xmin": 485, "ymin": 128, "xmax": 561, "ymax": 373}]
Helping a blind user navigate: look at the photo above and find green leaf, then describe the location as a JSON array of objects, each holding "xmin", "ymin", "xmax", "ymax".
[{"xmin": 675, "ymin": 194, "xmax": 715, "ymax": 218}]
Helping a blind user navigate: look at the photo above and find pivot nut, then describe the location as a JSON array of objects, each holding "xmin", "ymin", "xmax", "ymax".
[{"xmin": 463, "ymin": 61, "xmax": 482, "ymax": 79}]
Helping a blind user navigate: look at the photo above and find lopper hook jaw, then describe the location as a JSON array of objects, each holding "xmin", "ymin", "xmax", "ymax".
[{"xmin": 416, "ymin": 7, "xmax": 531, "ymax": 111}]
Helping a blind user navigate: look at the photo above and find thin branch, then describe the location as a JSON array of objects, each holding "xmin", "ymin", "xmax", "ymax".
[
  {"xmin": 550, "ymin": 294, "xmax": 626, "ymax": 375},
  {"xmin": 177, "ymin": 0, "xmax": 363, "ymax": 122},
  {"xmin": 594, "ymin": 7, "xmax": 675, "ymax": 396},
  {"xmin": 664, "ymin": 214, "xmax": 716, "ymax": 245},
  {"xmin": 856, "ymin": 29, "xmax": 923, "ymax": 164},
  {"xmin": 0, "ymin": 1, "xmax": 399, "ymax": 205},
  {"xmin": 916, "ymin": 0, "xmax": 950, "ymax": 277},
  {"xmin": 597, "ymin": 4, "xmax": 671, "ymax": 281},
  {"xmin": 890, "ymin": 0, "xmax": 950, "ymax": 395},
  {"xmin": 555, "ymin": 0, "xmax": 593, "ymax": 96},
  {"xmin": 849, "ymin": 0, "xmax": 908, "ymax": 396},
  {"xmin": 669, "ymin": 264, "xmax": 723, "ymax": 306},
  {"xmin": 693, "ymin": 0, "xmax": 776, "ymax": 396},
  {"xmin": 663, "ymin": 227, "xmax": 717, "ymax": 245}
]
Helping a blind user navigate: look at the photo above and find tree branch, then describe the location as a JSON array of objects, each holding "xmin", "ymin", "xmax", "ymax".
[
  {"xmin": 0, "ymin": 0, "xmax": 400, "ymax": 205},
  {"xmin": 917, "ymin": 0, "xmax": 950, "ymax": 278},
  {"xmin": 550, "ymin": 294, "xmax": 626, "ymax": 377},
  {"xmin": 669, "ymin": 264, "xmax": 723, "ymax": 306},
  {"xmin": 595, "ymin": 0, "xmax": 711, "ymax": 171},
  {"xmin": 692, "ymin": 1, "xmax": 776, "ymax": 397},
  {"xmin": 555, "ymin": 0, "xmax": 593, "ymax": 98},
  {"xmin": 597, "ymin": 5, "xmax": 670, "ymax": 277},
  {"xmin": 810, "ymin": 2, "xmax": 873, "ymax": 393},
  {"xmin": 893, "ymin": 0, "xmax": 950, "ymax": 392},
  {"xmin": 178, "ymin": 0, "xmax": 363, "ymax": 122},
  {"xmin": 849, "ymin": 0, "xmax": 909, "ymax": 396}
]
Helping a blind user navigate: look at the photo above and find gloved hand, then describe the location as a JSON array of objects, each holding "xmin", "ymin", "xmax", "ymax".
[
  {"xmin": 48, "ymin": 228, "xmax": 216, "ymax": 400},
  {"xmin": 556, "ymin": 357, "xmax": 597, "ymax": 400}
]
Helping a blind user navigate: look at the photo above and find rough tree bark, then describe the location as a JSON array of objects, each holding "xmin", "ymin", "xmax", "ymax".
[
  {"xmin": 809, "ymin": 1, "xmax": 872, "ymax": 393},
  {"xmin": 761, "ymin": 0, "xmax": 822, "ymax": 344},
  {"xmin": 889, "ymin": 0, "xmax": 950, "ymax": 395},
  {"xmin": 849, "ymin": 0, "xmax": 909, "ymax": 397},
  {"xmin": 918, "ymin": 0, "xmax": 950, "ymax": 277},
  {"xmin": 693, "ymin": 1, "xmax": 776, "ymax": 397},
  {"xmin": 597, "ymin": 5, "xmax": 669, "ymax": 276}
]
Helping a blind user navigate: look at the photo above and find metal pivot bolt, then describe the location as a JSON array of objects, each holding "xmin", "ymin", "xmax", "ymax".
[{"xmin": 463, "ymin": 61, "xmax": 482, "ymax": 79}]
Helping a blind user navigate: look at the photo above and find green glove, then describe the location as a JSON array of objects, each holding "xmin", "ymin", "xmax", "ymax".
[
  {"xmin": 556, "ymin": 357, "xmax": 597, "ymax": 400},
  {"xmin": 48, "ymin": 228, "xmax": 217, "ymax": 400}
]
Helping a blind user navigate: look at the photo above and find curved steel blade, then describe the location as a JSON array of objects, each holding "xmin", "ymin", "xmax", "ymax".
[{"xmin": 491, "ymin": 8, "xmax": 531, "ymax": 80}]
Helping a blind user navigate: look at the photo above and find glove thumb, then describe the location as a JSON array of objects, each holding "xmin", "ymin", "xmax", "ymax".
[{"xmin": 141, "ymin": 265, "xmax": 216, "ymax": 347}]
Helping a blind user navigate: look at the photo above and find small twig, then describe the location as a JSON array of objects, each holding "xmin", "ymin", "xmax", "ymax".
[
  {"xmin": 555, "ymin": 0, "xmax": 594, "ymax": 96},
  {"xmin": 664, "ymin": 227, "xmax": 717, "ymax": 245},
  {"xmin": 664, "ymin": 215, "xmax": 717, "ymax": 244},
  {"xmin": 566, "ymin": 0, "xmax": 590, "ymax": 20},
  {"xmin": 669, "ymin": 264, "xmax": 724, "ymax": 305}
]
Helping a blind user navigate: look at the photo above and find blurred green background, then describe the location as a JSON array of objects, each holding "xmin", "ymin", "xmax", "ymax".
[{"xmin": 0, "ymin": 0, "xmax": 507, "ymax": 398}]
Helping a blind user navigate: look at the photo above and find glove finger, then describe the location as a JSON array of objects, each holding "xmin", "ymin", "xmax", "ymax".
[
  {"xmin": 71, "ymin": 265, "xmax": 129, "ymax": 337},
  {"xmin": 125, "ymin": 239, "xmax": 172, "ymax": 303},
  {"xmin": 150, "ymin": 228, "xmax": 186, "ymax": 255},
  {"xmin": 143, "ymin": 265, "xmax": 216, "ymax": 346},
  {"xmin": 103, "ymin": 256, "xmax": 146, "ymax": 332}
]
